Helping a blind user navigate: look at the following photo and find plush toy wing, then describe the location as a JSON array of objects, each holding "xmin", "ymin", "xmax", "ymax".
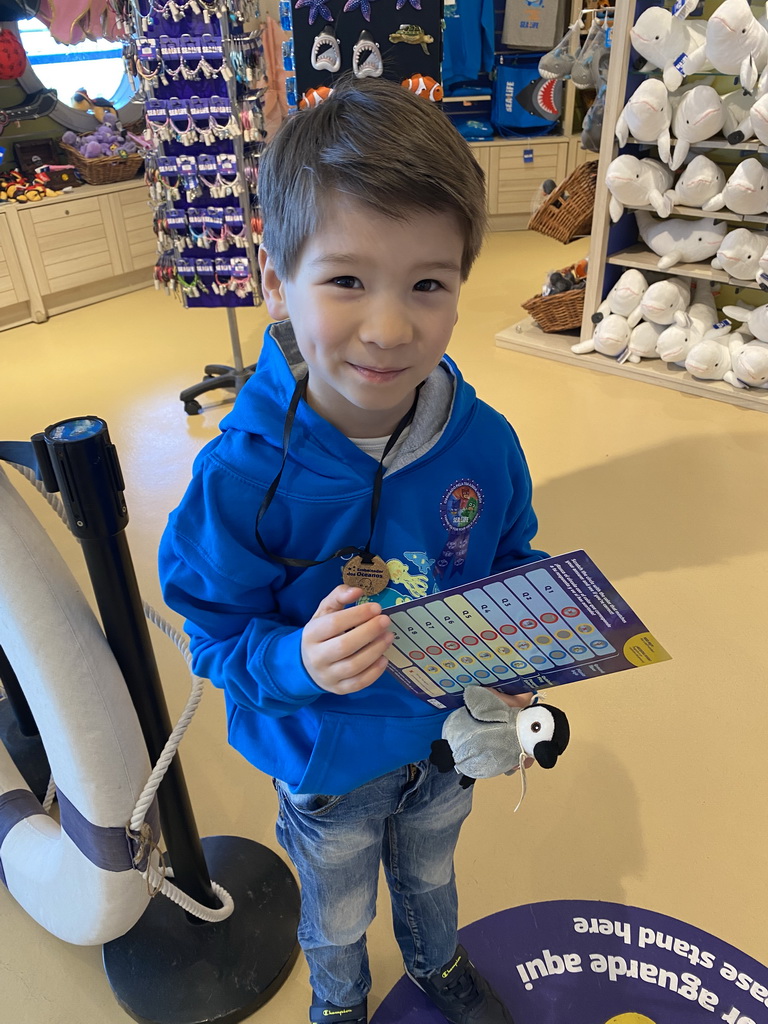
[{"xmin": 429, "ymin": 686, "xmax": 570, "ymax": 795}]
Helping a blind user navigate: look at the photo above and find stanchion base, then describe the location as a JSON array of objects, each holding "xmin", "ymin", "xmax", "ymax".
[
  {"xmin": 103, "ymin": 835, "xmax": 301, "ymax": 1024},
  {"xmin": 0, "ymin": 696, "xmax": 50, "ymax": 801}
]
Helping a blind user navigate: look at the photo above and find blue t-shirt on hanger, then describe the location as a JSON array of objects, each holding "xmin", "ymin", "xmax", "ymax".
[{"xmin": 442, "ymin": 0, "xmax": 496, "ymax": 87}]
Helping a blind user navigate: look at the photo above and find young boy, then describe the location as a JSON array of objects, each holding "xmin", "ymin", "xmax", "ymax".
[{"xmin": 159, "ymin": 76, "xmax": 547, "ymax": 1024}]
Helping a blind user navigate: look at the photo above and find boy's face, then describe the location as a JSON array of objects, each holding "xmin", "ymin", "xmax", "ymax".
[{"xmin": 259, "ymin": 196, "xmax": 464, "ymax": 438}]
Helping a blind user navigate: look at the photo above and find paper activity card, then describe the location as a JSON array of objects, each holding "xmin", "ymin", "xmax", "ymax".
[{"xmin": 384, "ymin": 550, "xmax": 670, "ymax": 710}]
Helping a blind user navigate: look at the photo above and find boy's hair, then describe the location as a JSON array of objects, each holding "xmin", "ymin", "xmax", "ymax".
[{"xmin": 259, "ymin": 76, "xmax": 487, "ymax": 282}]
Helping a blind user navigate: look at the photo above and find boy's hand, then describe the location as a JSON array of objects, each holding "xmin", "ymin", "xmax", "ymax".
[{"xmin": 302, "ymin": 586, "xmax": 394, "ymax": 694}]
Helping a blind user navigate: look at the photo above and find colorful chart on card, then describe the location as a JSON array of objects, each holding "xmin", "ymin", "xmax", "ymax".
[{"xmin": 384, "ymin": 550, "xmax": 670, "ymax": 710}]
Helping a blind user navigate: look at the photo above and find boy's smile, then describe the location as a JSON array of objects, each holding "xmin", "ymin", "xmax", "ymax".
[{"xmin": 259, "ymin": 196, "xmax": 464, "ymax": 438}]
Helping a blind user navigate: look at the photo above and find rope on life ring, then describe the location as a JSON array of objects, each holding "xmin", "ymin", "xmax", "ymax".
[{"xmin": 0, "ymin": 464, "xmax": 155, "ymax": 944}]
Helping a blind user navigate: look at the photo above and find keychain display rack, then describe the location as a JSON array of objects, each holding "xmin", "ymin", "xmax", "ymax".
[{"xmin": 113, "ymin": 0, "xmax": 267, "ymax": 411}]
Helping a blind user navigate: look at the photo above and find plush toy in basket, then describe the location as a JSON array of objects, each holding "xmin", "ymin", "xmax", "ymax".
[
  {"xmin": 522, "ymin": 258, "xmax": 588, "ymax": 333},
  {"xmin": 60, "ymin": 112, "xmax": 144, "ymax": 186}
]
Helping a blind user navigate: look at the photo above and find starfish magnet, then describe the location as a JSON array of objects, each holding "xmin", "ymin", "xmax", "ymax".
[
  {"xmin": 295, "ymin": 0, "xmax": 334, "ymax": 25},
  {"xmin": 396, "ymin": 0, "xmax": 422, "ymax": 9},
  {"xmin": 342, "ymin": 0, "xmax": 379, "ymax": 22}
]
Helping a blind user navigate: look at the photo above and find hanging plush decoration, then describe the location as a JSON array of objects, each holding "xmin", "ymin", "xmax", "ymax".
[{"xmin": 0, "ymin": 28, "xmax": 27, "ymax": 80}]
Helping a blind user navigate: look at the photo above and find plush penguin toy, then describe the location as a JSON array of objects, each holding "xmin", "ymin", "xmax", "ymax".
[{"xmin": 430, "ymin": 686, "xmax": 570, "ymax": 794}]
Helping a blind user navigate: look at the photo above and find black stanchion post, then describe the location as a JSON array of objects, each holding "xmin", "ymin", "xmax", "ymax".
[
  {"xmin": 0, "ymin": 644, "xmax": 51, "ymax": 801},
  {"xmin": 34, "ymin": 417, "xmax": 299, "ymax": 1024}
]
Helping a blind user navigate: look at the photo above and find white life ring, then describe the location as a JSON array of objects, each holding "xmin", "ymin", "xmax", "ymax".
[{"xmin": 0, "ymin": 465, "xmax": 154, "ymax": 945}]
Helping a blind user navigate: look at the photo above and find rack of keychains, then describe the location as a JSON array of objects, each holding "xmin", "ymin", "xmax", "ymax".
[{"xmin": 116, "ymin": 0, "xmax": 266, "ymax": 308}]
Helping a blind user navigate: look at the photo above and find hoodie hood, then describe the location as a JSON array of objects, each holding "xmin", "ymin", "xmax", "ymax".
[{"xmin": 219, "ymin": 320, "xmax": 468, "ymax": 483}]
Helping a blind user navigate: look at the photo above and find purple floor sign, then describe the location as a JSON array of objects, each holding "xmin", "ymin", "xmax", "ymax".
[{"xmin": 370, "ymin": 901, "xmax": 768, "ymax": 1024}]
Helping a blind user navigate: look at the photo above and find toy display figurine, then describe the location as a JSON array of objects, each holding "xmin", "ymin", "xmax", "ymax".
[
  {"xmin": 664, "ymin": 154, "xmax": 725, "ymax": 210},
  {"xmin": 591, "ymin": 268, "xmax": 649, "ymax": 328},
  {"xmin": 571, "ymin": 312, "xmax": 631, "ymax": 357},
  {"xmin": 711, "ymin": 227, "xmax": 768, "ymax": 281},
  {"xmin": 635, "ymin": 211, "xmax": 727, "ymax": 271},
  {"xmin": 701, "ymin": 158, "xmax": 768, "ymax": 216},
  {"xmin": 615, "ymin": 79, "xmax": 672, "ymax": 165},
  {"xmin": 429, "ymin": 686, "xmax": 570, "ymax": 795},
  {"xmin": 629, "ymin": 5, "xmax": 710, "ymax": 92},
  {"xmin": 669, "ymin": 85, "xmax": 725, "ymax": 170},
  {"xmin": 605, "ymin": 155, "xmax": 673, "ymax": 222},
  {"xmin": 748, "ymin": 91, "xmax": 768, "ymax": 146}
]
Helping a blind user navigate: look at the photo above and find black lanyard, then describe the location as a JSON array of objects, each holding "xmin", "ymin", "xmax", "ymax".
[{"xmin": 254, "ymin": 374, "xmax": 421, "ymax": 569}]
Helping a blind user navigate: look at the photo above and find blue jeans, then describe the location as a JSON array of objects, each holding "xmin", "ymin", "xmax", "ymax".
[{"xmin": 274, "ymin": 759, "xmax": 474, "ymax": 1008}]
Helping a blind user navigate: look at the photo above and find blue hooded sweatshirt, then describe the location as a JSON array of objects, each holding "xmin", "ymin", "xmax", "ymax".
[{"xmin": 159, "ymin": 322, "xmax": 547, "ymax": 795}]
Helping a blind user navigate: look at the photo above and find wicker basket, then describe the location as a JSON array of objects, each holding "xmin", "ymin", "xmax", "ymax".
[
  {"xmin": 60, "ymin": 142, "xmax": 144, "ymax": 186},
  {"xmin": 527, "ymin": 160, "xmax": 598, "ymax": 244},
  {"xmin": 522, "ymin": 287, "xmax": 584, "ymax": 333}
]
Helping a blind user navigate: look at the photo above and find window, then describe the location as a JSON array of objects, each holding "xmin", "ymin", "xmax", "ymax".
[{"xmin": 17, "ymin": 18, "xmax": 132, "ymax": 108}]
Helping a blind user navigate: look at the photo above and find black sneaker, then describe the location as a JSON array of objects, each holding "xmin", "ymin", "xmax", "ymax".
[
  {"xmin": 407, "ymin": 945, "xmax": 515, "ymax": 1023},
  {"xmin": 309, "ymin": 994, "xmax": 367, "ymax": 1023}
]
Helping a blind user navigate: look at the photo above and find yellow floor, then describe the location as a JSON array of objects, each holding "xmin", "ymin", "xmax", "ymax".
[{"xmin": 3, "ymin": 230, "xmax": 768, "ymax": 1023}]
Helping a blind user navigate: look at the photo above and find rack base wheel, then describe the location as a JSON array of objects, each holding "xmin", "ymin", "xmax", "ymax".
[
  {"xmin": 183, "ymin": 400, "xmax": 202, "ymax": 416},
  {"xmin": 103, "ymin": 835, "xmax": 300, "ymax": 1024}
]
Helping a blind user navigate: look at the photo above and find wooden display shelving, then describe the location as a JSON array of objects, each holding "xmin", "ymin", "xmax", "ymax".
[{"xmin": 497, "ymin": 0, "xmax": 768, "ymax": 413}]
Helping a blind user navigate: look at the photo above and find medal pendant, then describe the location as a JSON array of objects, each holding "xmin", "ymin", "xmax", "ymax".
[{"xmin": 342, "ymin": 554, "xmax": 390, "ymax": 596}]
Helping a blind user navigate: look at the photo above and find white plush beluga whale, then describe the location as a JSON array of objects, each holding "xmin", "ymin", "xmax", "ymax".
[
  {"xmin": 605, "ymin": 155, "xmax": 674, "ymax": 221},
  {"xmin": 615, "ymin": 79, "xmax": 672, "ymax": 165},
  {"xmin": 701, "ymin": 158, "xmax": 768, "ymax": 216},
  {"xmin": 571, "ymin": 313, "xmax": 632, "ymax": 357},
  {"xmin": 629, "ymin": 6, "xmax": 710, "ymax": 92},
  {"xmin": 711, "ymin": 227, "xmax": 768, "ymax": 281},
  {"xmin": 592, "ymin": 268, "xmax": 649, "ymax": 328},
  {"xmin": 635, "ymin": 211, "xmax": 727, "ymax": 270},
  {"xmin": 665, "ymin": 154, "xmax": 726, "ymax": 209},
  {"xmin": 679, "ymin": 0, "xmax": 768, "ymax": 94},
  {"xmin": 623, "ymin": 320, "xmax": 665, "ymax": 364},
  {"xmin": 639, "ymin": 276, "xmax": 691, "ymax": 326},
  {"xmin": 724, "ymin": 336, "xmax": 768, "ymax": 388},
  {"xmin": 669, "ymin": 85, "xmax": 725, "ymax": 170},
  {"xmin": 656, "ymin": 280, "xmax": 729, "ymax": 366}
]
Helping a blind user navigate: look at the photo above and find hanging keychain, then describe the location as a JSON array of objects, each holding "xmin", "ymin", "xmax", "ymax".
[
  {"xmin": 200, "ymin": 34, "xmax": 225, "ymax": 78},
  {"xmin": 187, "ymin": 208, "xmax": 208, "ymax": 249},
  {"xmin": 145, "ymin": 98, "xmax": 173, "ymax": 145},
  {"xmin": 212, "ymin": 257, "xmax": 234, "ymax": 296},
  {"xmin": 224, "ymin": 207, "xmax": 247, "ymax": 249},
  {"xmin": 154, "ymin": 251, "xmax": 177, "ymax": 292},
  {"xmin": 205, "ymin": 206, "xmax": 227, "ymax": 251},
  {"xmin": 159, "ymin": 36, "xmax": 184, "ymax": 83},
  {"xmin": 177, "ymin": 154, "xmax": 202, "ymax": 201},
  {"xmin": 168, "ymin": 98, "xmax": 197, "ymax": 146},
  {"xmin": 165, "ymin": 208, "xmax": 190, "ymax": 251},
  {"xmin": 180, "ymin": 34, "xmax": 204, "ymax": 81},
  {"xmin": 209, "ymin": 95, "xmax": 242, "ymax": 140},
  {"xmin": 157, "ymin": 155, "xmax": 182, "ymax": 202},
  {"xmin": 216, "ymin": 152, "xmax": 243, "ymax": 196},
  {"xmin": 197, "ymin": 151, "xmax": 220, "ymax": 196},
  {"xmin": 189, "ymin": 95, "xmax": 214, "ymax": 145},
  {"xmin": 230, "ymin": 257, "xmax": 253, "ymax": 299}
]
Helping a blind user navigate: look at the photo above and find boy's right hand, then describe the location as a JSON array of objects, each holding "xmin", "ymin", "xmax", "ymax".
[{"xmin": 301, "ymin": 585, "xmax": 394, "ymax": 694}]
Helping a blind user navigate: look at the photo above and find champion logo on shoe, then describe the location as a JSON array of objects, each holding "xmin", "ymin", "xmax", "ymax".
[
  {"xmin": 322, "ymin": 1012, "xmax": 353, "ymax": 1018},
  {"xmin": 442, "ymin": 954, "xmax": 465, "ymax": 979}
]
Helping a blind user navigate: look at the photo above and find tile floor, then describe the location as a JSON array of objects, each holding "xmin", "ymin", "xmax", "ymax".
[{"xmin": 2, "ymin": 229, "xmax": 768, "ymax": 1023}]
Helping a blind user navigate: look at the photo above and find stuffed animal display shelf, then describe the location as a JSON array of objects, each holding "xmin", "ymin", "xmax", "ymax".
[
  {"xmin": 585, "ymin": 1, "xmax": 768, "ymax": 398},
  {"xmin": 429, "ymin": 687, "xmax": 570, "ymax": 808}
]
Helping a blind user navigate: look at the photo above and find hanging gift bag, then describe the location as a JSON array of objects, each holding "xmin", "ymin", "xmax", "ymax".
[{"xmin": 491, "ymin": 52, "xmax": 562, "ymax": 138}]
